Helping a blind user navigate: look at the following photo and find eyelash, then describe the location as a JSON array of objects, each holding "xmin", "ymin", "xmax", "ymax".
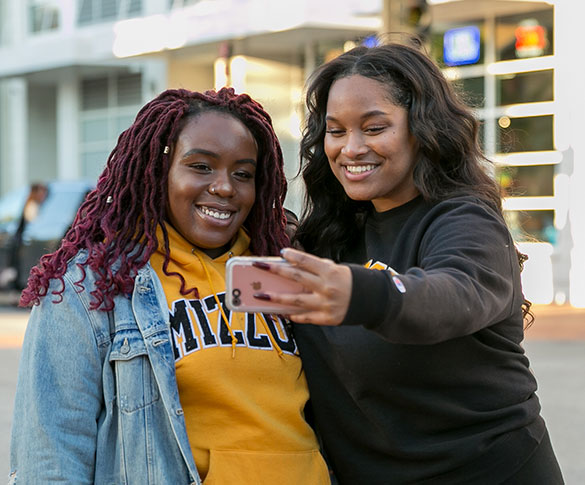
[
  {"xmin": 365, "ymin": 126, "xmax": 385, "ymax": 133},
  {"xmin": 189, "ymin": 162, "xmax": 210, "ymax": 171},
  {"xmin": 234, "ymin": 170, "xmax": 254, "ymax": 180},
  {"xmin": 325, "ymin": 126, "xmax": 386, "ymax": 136},
  {"xmin": 189, "ymin": 163, "xmax": 254, "ymax": 181}
]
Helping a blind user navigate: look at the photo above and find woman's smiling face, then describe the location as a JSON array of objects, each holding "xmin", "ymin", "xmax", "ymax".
[
  {"xmin": 324, "ymin": 74, "xmax": 419, "ymax": 212},
  {"xmin": 167, "ymin": 111, "xmax": 258, "ymax": 257}
]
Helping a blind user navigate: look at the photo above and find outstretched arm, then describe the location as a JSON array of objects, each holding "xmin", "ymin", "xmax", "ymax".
[
  {"xmin": 254, "ymin": 247, "xmax": 352, "ymax": 326},
  {"xmin": 254, "ymin": 200, "xmax": 522, "ymax": 345}
]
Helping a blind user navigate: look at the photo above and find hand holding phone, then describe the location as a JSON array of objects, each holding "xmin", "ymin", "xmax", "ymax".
[{"xmin": 225, "ymin": 256, "xmax": 304, "ymax": 313}]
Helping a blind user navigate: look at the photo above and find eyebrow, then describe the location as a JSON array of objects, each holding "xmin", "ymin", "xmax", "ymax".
[
  {"xmin": 180, "ymin": 148, "xmax": 257, "ymax": 166},
  {"xmin": 326, "ymin": 110, "xmax": 389, "ymax": 122}
]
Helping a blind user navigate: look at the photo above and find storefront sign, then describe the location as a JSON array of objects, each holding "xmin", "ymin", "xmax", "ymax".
[
  {"xmin": 443, "ymin": 26, "xmax": 480, "ymax": 66},
  {"xmin": 515, "ymin": 19, "xmax": 547, "ymax": 58}
]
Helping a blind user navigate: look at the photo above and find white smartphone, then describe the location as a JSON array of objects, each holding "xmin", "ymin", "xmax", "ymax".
[{"xmin": 225, "ymin": 256, "xmax": 304, "ymax": 313}]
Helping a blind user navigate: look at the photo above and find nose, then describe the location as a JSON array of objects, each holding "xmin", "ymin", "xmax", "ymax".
[
  {"xmin": 340, "ymin": 130, "xmax": 368, "ymax": 158},
  {"xmin": 208, "ymin": 171, "xmax": 235, "ymax": 198}
]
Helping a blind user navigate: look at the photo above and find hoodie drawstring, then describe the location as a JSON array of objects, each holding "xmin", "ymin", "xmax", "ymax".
[
  {"xmin": 193, "ymin": 249, "xmax": 239, "ymax": 358},
  {"xmin": 259, "ymin": 316, "xmax": 284, "ymax": 358}
]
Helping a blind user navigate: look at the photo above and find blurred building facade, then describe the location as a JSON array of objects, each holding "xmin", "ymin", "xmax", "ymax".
[{"xmin": 0, "ymin": 0, "xmax": 583, "ymax": 307}]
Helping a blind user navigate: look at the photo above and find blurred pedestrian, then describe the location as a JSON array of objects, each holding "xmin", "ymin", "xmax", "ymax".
[{"xmin": 0, "ymin": 182, "xmax": 48, "ymax": 290}]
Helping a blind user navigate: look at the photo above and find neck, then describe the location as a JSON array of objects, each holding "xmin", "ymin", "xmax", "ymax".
[{"xmin": 198, "ymin": 242, "xmax": 233, "ymax": 259}]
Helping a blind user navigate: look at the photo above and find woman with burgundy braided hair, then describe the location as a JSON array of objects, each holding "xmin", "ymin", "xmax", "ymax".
[{"xmin": 10, "ymin": 88, "xmax": 330, "ymax": 485}]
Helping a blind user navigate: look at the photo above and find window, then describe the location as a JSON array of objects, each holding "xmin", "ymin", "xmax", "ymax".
[
  {"xmin": 504, "ymin": 210, "xmax": 556, "ymax": 244},
  {"xmin": 78, "ymin": 0, "xmax": 142, "ymax": 26},
  {"xmin": 496, "ymin": 8, "xmax": 553, "ymax": 61},
  {"xmin": 453, "ymin": 76, "xmax": 485, "ymax": 108},
  {"xmin": 496, "ymin": 70, "xmax": 553, "ymax": 106},
  {"xmin": 116, "ymin": 74, "xmax": 142, "ymax": 106},
  {"xmin": 169, "ymin": 0, "xmax": 203, "ymax": 8},
  {"xmin": 81, "ymin": 78, "xmax": 108, "ymax": 110},
  {"xmin": 29, "ymin": 0, "xmax": 60, "ymax": 33},
  {"xmin": 497, "ymin": 164, "xmax": 555, "ymax": 198},
  {"xmin": 80, "ymin": 73, "xmax": 142, "ymax": 179},
  {"xmin": 496, "ymin": 115, "xmax": 554, "ymax": 153}
]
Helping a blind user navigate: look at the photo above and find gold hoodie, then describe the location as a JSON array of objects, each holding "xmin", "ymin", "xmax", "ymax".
[{"xmin": 150, "ymin": 224, "xmax": 330, "ymax": 484}]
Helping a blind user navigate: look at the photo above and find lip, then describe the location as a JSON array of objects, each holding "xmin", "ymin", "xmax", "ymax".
[
  {"xmin": 198, "ymin": 202, "xmax": 237, "ymax": 212},
  {"xmin": 340, "ymin": 163, "xmax": 378, "ymax": 181},
  {"xmin": 195, "ymin": 204, "xmax": 236, "ymax": 225}
]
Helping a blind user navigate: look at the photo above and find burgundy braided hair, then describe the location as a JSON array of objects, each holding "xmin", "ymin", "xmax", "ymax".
[{"xmin": 20, "ymin": 87, "xmax": 289, "ymax": 311}]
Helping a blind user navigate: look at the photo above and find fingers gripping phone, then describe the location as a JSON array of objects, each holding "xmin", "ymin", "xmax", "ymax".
[{"xmin": 225, "ymin": 256, "xmax": 304, "ymax": 313}]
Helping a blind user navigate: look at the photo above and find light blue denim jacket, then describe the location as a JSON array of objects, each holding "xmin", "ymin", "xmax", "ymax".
[{"xmin": 10, "ymin": 250, "xmax": 201, "ymax": 484}]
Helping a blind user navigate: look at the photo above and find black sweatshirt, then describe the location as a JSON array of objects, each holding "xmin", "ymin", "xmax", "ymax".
[{"xmin": 294, "ymin": 196, "xmax": 546, "ymax": 485}]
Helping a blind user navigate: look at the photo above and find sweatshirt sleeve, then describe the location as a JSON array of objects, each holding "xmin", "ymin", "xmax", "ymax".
[
  {"xmin": 342, "ymin": 200, "xmax": 523, "ymax": 344},
  {"xmin": 10, "ymin": 273, "xmax": 104, "ymax": 483}
]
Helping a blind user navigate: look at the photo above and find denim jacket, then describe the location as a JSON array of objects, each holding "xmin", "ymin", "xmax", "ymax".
[{"xmin": 10, "ymin": 251, "xmax": 201, "ymax": 484}]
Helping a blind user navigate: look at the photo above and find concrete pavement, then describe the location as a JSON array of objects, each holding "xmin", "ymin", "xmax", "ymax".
[
  {"xmin": 1, "ymin": 304, "xmax": 584, "ymax": 483},
  {"xmin": 524, "ymin": 304, "xmax": 585, "ymax": 340},
  {"xmin": 524, "ymin": 339, "xmax": 585, "ymax": 484}
]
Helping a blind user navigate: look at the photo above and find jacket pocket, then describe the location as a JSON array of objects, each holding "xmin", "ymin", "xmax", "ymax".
[
  {"xmin": 109, "ymin": 329, "xmax": 160, "ymax": 413},
  {"xmin": 203, "ymin": 449, "xmax": 330, "ymax": 485}
]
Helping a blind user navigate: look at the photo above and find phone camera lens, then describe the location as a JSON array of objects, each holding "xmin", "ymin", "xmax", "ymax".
[{"xmin": 232, "ymin": 288, "xmax": 241, "ymax": 306}]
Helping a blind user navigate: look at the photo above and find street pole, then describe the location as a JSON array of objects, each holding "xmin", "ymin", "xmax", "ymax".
[
  {"xmin": 381, "ymin": 0, "xmax": 410, "ymax": 36},
  {"xmin": 381, "ymin": 0, "xmax": 430, "ymax": 43}
]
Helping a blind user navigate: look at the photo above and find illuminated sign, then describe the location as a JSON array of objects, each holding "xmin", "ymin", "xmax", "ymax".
[
  {"xmin": 515, "ymin": 19, "xmax": 547, "ymax": 58},
  {"xmin": 443, "ymin": 26, "xmax": 480, "ymax": 66},
  {"xmin": 362, "ymin": 35, "xmax": 380, "ymax": 48}
]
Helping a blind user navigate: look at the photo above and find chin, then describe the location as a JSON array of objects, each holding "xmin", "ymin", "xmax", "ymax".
[{"xmin": 345, "ymin": 191, "xmax": 375, "ymax": 202}]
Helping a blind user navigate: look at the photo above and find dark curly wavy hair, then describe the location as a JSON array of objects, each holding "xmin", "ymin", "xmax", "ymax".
[
  {"xmin": 20, "ymin": 87, "xmax": 289, "ymax": 311},
  {"xmin": 295, "ymin": 40, "xmax": 533, "ymax": 324}
]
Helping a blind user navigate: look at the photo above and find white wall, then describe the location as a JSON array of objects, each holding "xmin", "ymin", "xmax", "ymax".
[{"xmin": 28, "ymin": 85, "xmax": 58, "ymax": 183}]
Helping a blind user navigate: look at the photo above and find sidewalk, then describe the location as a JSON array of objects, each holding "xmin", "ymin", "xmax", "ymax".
[
  {"xmin": 0, "ymin": 307, "xmax": 28, "ymax": 349},
  {"xmin": 525, "ymin": 304, "xmax": 585, "ymax": 340},
  {"xmin": 1, "ymin": 303, "xmax": 584, "ymax": 349}
]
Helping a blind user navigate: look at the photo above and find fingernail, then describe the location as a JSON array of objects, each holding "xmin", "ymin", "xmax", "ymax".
[
  {"xmin": 252, "ymin": 262, "xmax": 271, "ymax": 270},
  {"xmin": 253, "ymin": 293, "xmax": 271, "ymax": 301}
]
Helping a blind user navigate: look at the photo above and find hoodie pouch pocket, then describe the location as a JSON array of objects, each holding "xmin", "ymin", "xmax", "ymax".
[
  {"xmin": 203, "ymin": 449, "xmax": 330, "ymax": 485},
  {"xmin": 109, "ymin": 329, "xmax": 160, "ymax": 413}
]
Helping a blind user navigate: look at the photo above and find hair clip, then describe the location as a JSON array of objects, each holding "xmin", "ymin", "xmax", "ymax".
[
  {"xmin": 106, "ymin": 196, "xmax": 113, "ymax": 204},
  {"xmin": 163, "ymin": 146, "xmax": 170, "ymax": 154}
]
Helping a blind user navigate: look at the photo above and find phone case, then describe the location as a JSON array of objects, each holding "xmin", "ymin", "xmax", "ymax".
[{"xmin": 225, "ymin": 256, "xmax": 304, "ymax": 313}]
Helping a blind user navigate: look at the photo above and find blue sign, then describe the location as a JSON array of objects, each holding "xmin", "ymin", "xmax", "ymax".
[
  {"xmin": 443, "ymin": 26, "xmax": 480, "ymax": 66},
  {"xmin": 362, "ymin": 35, "xmax": 380, "ymax": 48}
]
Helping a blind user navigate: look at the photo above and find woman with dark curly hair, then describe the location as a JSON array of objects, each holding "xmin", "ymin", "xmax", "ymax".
[
  {"xmin": 10, "ymin": 88, "xmax": 330, "ymax": 485},
  {"xmin": 251, "ymin": 42, "xmax": 564, "ymax": 484}
]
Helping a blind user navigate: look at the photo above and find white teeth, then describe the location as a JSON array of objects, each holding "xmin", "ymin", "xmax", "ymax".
[
  {"xmin": 345, "ymin": 164, "xmax": 376, "ymax": 174},
  {"xmin": 200, "ymin": 206, "xmax": 231, "ymax": 220}
]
